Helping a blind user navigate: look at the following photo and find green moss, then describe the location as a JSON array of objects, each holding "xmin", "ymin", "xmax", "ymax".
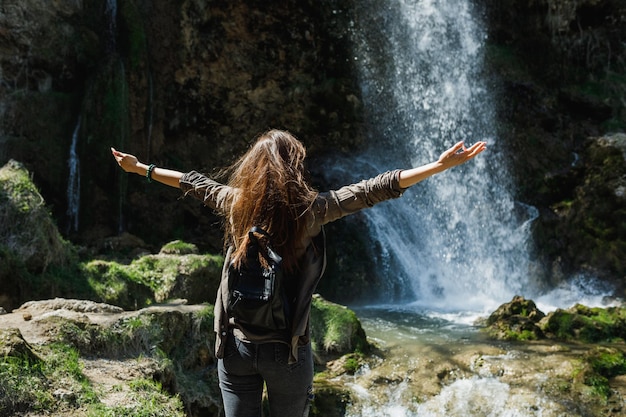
[
  {"xmin": 586, "ymin": 347, "xmax": 626, "ymax": 378},
  {"xmin": 160, "ymin": 240, "xmax": 199, "ymax": 255},
  {"xmin": 79, "ymin": 250, "xmax": 223, "ymax": 308},
  {"xmin": 573, "ymin": 347, "xmax": 626, "ymax": 399},
  {"xmin": 310, "ymin": 376, "xmax": 351, "ymax": 417},
  {"xmin": 542, "ymin": 305, "xmax": 626, "ymax": 343},
  {"xmin": 341, "ymin": 352, "xmax": 367, "ymax": 374},
  {"xmin": 52, "ymin": 313, "xmax": 166, "ymax": 358},
  {"xmin": 309, "ymin": 296, "xmax": 369, "ymax": 357},
  {"xmin": 0, "ymin": 343, "xmax": 100, "ymax": 415},
  {"xmin": 81, "ymin": 259, "xmax": 154, "ymax": 309},
  {"xmin": 507, "ymin": 329, "xmax": 537, "ymax": 341},
  {"xmin": 193, "ymin": 304, "xmax": 215, "ymax": 331},
  {"xmin": 0, "ymin": 160, "xmax": 72, "ymax": 272},
  {"xmin": 85, "ymin": 377, "xmax": 186, "ymax": 417}
]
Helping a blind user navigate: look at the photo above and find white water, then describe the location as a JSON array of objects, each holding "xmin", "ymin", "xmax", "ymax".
[
  {"xmin": 348, "ymin": 376, "xmax": 566, "ymax": 417},
  {"xmin": 344, "ymin": 306, "xmax": 598, "ymax": 417},
  {"xmin": 332, "ymin": 0, "xmax": 616, "ymax": 414},
  {"xmin": 66, "ymin": 118, "xmax": 81, "ymax": 233},
  {"xmin": 331, "ymin": 0, "xmax": 613, "ymax": 317}
]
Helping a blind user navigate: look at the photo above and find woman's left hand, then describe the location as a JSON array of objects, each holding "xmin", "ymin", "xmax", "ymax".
[{"xmin": 437, "ymin": 141, "xmax": 487, "ymax": 169}]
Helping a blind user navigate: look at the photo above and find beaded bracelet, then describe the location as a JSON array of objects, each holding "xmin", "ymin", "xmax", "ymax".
[{"xmin": 146, "ymin": 164, "xmax": 156, "ymax": 183}]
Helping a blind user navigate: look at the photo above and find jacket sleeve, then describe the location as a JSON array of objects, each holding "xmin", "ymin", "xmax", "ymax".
[
  {"xmin": 314, "ymin": 169, "xmax": 406, "ymax": 224},
  {"xmin": 179, "ymin": 170, "xmax": 234, "ymax": 212}
]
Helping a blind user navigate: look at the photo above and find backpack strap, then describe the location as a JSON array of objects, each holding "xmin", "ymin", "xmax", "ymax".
[
  {"xmin": 250, "ymin": 226, "xmax": 270, "ymax": 239},
  {"xmin": 248, "ymin": 226, "xmax": 282, "ymax": 264}
]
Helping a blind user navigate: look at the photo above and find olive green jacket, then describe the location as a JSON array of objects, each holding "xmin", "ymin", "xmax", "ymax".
[{"xmin": 180, "ymin": 169, "xmax": 405, "ymax": 363}]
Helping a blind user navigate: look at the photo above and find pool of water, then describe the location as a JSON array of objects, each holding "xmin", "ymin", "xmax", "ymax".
[{"xmin": 341, "ymin": 304, "xmax": 608, "ymax": 417}]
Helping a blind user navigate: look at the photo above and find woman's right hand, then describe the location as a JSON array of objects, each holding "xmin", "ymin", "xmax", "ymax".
[{"xmin": 111, "ymin": 147, "xmax": 142, "ymax": 174}]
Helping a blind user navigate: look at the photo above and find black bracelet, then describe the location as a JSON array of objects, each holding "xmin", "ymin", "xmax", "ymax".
[{"xmin": 146, "ymin": 164, "xmax": 156, "ymax": 183}]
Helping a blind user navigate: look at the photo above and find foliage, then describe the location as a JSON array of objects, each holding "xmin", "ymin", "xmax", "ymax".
[
  {"xmin": 160, "ymin": 240, "xmax": 199, "ymax": 255},
  {"xmin": 0, "ymin": 340, "xmax": 187, "ymax": 416},
  {"xmin": 0, "ymin": 343, "xmax": 98, "ymax": 415},
  {"xmin": 86, "ymin": 378, "xmax": 186, "ymax": 417}
]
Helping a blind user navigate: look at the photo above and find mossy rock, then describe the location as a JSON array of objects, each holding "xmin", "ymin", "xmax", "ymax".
[
  {"xmin": 547, "ymin": 134, "xmax": 626, "ymax": 284},
  {"xmin": 0, "ymin": 160, "xmax": 79, "ymax": 310},
  {"xmin": 0, "ymin": 328, "xmax": 41, "ymax": 363},
  {"xmin": 484, "ymin": 295, "xmax": 546, "ymax": 341},
  {"xmin": 128, "ymin": 251, "xmax": 223, "ymax": 304},
  {"xmin": 540, "ymin": 304, "xmax": 626, "ymax": 343},
  {"xmin": 81, "ymin": 259, "xmax": 155, "ymax": 310},
  {"xmin": 81, "ymin": 249, "xmax": 223, "ymax": 309},
  {"xmin": 159, "ymin": 240, "xmax": 199, "ymax": 255},
  {"xmin": 574, "ymin": 346, "xmax": 626, "ymax": 399},
  {"xmin": 0, "ymin": 160, "xmax": 72, "ymax": 272},
  {"xmin": 310, "ymin": 376, "xmax": 351, "ymax": 417},
  {"xmin": 309, "ymin": 295, "xmax": 370, "ymax": 361}
]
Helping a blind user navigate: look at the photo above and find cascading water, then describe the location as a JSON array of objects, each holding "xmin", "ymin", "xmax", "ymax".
[
  {"xmin": 332, "ymin": 1, "xmax": 614, "ymax": 415},
  {"xmin": 66, "ymin": 118, "xmax": 81, "ymax": 233},
  {"xmin": 325, "ymin": 0, "xmax": 538, "ymax": 316},
  {"xmin": 104, "ymin": 0, "xmax": 117, "ymax": 54}
]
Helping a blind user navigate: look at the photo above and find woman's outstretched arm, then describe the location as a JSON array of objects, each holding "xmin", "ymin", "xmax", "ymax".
[
  {"xmin": 398, "ymin": 141, "xmax": 486, "ymax": 188},
  {"xmin": 111, "ymin": 148, "xmax": 183, "ymax": 188}
]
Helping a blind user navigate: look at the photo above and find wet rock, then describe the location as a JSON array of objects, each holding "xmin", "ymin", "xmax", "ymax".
[
  {"xmin": 549, "ymin": 134, "xmax": 626, "ymax": 290},
  {"xmin": 539, "ymin": 303, "xmax": 626, "ymax": 343},
  {"xmin": 485, "ymin": 295, "xmax": 546, "ymax": 340}
]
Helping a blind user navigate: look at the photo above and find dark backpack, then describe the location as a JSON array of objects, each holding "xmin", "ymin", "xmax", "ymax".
[{"xmin": 226, "ymin": 227, "xmax": 291, "ymax": 332}]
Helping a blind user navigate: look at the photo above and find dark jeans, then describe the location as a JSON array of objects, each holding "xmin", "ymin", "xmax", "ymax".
[{"xmin": 218, "ymin": 332, "xmax": 314, "ymax": 417}]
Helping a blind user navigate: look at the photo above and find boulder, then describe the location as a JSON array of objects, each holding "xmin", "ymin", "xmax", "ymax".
[
  {"xmin": 309, "ymin": 294, "xmax": 370, "ymax": 362},
  {"xmin": 0, "ymin": 327, "xmax": 41, "ymax": 363},
  {"xmin": 485, "ymin": 295, "xmax": 546, "ymax": 340},
  {"xmin": 539, "ymin": 303, "xmax": 626, "ymax": 343},
  {"xmin": 0, "ymin": 160, "xmax": 72, "ymax": 272}
]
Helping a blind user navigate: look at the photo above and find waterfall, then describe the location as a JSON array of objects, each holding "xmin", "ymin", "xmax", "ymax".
[
  {"xmin": 331, "ymin": 0, "xmax": 539, "ymax": 315},
  {"xmin": 66, "ymin": 118, "xmax": 81, "ymax": 233},
  {"xmin": 104, "ymin": 0, "xmax": 117, "ymax": 54}
]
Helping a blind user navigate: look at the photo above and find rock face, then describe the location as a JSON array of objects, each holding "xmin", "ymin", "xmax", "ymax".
[
  {"xmin": 544, "ymin": 133, "xmax": 626, "ymax": 288},
  {"xmin": 0, "ymin": 0, "xmax": 363, "ymax": 250},
  {"xmin": 482, "ymin": 0, "xmax": 626, "ymax": 291},
  {"xmin": 0, "ymin": 0, "xmax": 625, "ymax": 303}
]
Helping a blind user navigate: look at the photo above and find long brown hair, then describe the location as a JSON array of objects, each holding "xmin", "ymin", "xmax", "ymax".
[{"xmin": 225, "ymin": 129, "xmax": 317, "ymax": 273}]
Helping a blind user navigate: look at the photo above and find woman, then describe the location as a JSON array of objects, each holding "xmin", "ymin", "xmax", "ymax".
[{"xmin": 111, "ymin": 129, "xmax": 486, "ymax": 417}]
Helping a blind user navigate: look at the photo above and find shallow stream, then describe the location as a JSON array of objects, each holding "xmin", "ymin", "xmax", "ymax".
[{"xmin": 341, "ymin": 304, "xmax": 616, "ymax": 417}]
